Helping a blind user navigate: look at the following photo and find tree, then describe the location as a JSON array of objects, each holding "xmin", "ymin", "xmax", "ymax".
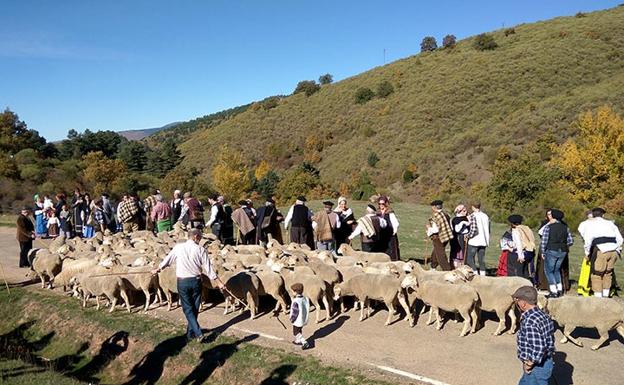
[
  {"xmin": 158, "ymin": 139, "xmax": 182, "ymax": 174},
  {"xmin": 473, "ymin": 33, "xmax": 498, "ymax": 51},
  {"xmin": 420, "ymin": 36, "xmax": 438, "ymax": 52},
  {"xmin": 293, "ymin": 80, "xmax": 320, "ymax": 96},
  {"xmin": 354, "ymin": 87, "xmax": 375, "ymax": 104},
  {"xmin": 211, "ymin": 147, "xmax": 252, "ymax": 202},
  {"xmin": 81, "ymin": 151, "xmax": 127, "ymax": 196},
  {"xmin": 0, "ymin": 109, "xmax": 48, "ymax": 155},
  {"xmin": 254, "ymin": 160, "xmax": 271, "ymax": 180},
  {"xmin": 319, "ymin": 74, "xmax": 333, "ymax": 85},
  {"xmin": 442, "ymin": 34, "xmax": 457, "ymax": 49},
  {"xmin": 58, "ymin": 129, "xmax": 125, "ymax": 160},
  {"xmin": 376, "ymin": 81, "xmax": 394, "ymax": 98},
  {"xmin": 256, "ymin": 170, "xmax": 280, "ymax": 198},
  {"xmin": 275, "ymin": 163, "xmax": 320, "ymax": 202},
  {"xmin": 117, "ymin": 141, "xmax": 148, "ymax": 172},
  {"xmin": 553, "ymin": 106, "xmax": 624, "ymax": 214}
]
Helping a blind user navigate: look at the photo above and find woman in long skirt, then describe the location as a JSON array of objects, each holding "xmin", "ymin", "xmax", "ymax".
[
  {"xmin": 81, "ymin": 193, "xmax": 95, "ymax": 238},
  {"xmin": 378, "ymin": 196, "xmax": 400, "ymax": 261}
]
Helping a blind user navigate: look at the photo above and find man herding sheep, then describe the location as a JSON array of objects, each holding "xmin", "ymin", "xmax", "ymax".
[{"xmin": 152, "ymin": 228, "xmax": 225, "ymax": 342}]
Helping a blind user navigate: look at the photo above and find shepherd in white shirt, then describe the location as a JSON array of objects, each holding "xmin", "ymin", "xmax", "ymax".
[
  {"xmin": 153, "ymin": 228, "xmax": 225, "ymax": 341},
  {"xmin": 466, "ymin": 202, "xmax": 490, "ymax": 276}
]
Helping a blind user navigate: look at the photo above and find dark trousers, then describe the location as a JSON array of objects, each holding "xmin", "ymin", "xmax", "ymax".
[
  {"xmin": 177, "ymin": 277, "xmax": 203, "ymax": 340},
  {"xmin": 239, "ymin": 230, "xmax": 256, "ymax": 245},
  {"xmin": 19, "ymin": 240, "xmax": 32, "ymax": 268},
  {"xmin": 507, "ymin": 251, "xmax": 530, "ymax": 279},
  {"xmin": 466, "ymin": 245, "xmax": 487, "ymax": 271},
  {"xmin": 430, "ymin": 236, "xmax": 452, "ymax": 271},
  {"xmin": 361, "ymin": 242, "xmax": 375, "ymax": 252},
  {"xmin": 290, "ymin": 226, "xmax": 308, "ymax": 245}
]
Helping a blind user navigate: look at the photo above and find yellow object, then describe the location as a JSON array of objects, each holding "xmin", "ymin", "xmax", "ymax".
[{"xmin": 577, "ymin": 259, "xmax": 591, "ymax": 296}]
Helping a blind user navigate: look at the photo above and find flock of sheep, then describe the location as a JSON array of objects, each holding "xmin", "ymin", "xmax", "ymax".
[{"xmin": 28, "ymin": 227, "xmax": 624, "ymax": 351}]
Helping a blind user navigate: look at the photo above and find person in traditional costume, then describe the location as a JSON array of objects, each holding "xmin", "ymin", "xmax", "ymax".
[
  {"xmin": 59, "ymin": 204, "xmax": 72, "ymax": 238},
  {"xmin": 348, "ymin": 204, "xmax": 387, "ymax": 252},
  {"xmin": 16, "ymin": 207, "xmax": 35, "ymax": 268},
  {"xmin": 504, "ymin": 214, "xmax": 535, "ymax": 279},
  {"xmin": 582, "ymin": 207, "xmax": 623, "ymax": 298},
  {"xmin": 207, "ymin": 194, "xmax": 228, "ymax": 243},
  {"xmin": 219, "ymin": 196, "xmax": 235, "ymax": 245},
  {"xmin": 33, "ymin": 194, "xmax": 47, "ymax": 238},
  {"xmin": 539, "ymin": 209, "xmax": 573, "ymax": 298},
  {"xmin": 333, "ymin": 197, "xmax": 355, "ymax": 249},
  {"xmin": 71, "ymin": 189, "xmax": 84, "ymax": 237},
  {"xmin": 54, "ymin": 193, "xmax": 66, "ymax": 216},
  {"xmin": 101, "ymin": 192, "xmax": 116, "ymax": 233},
  {"xmin": 181, "ymin": 192, "xmax": 205, "ymax": 230},
  {"xmin": 81, "ymin": 193, "xmax": 95, "ymax": 238},
  {"xmin": 284, "ymin": 196, "xmax": 314, "ymax": 249},
  {"xmin": 377, "ymin": 196, "xmax": 400, "ymax": 261},
  {"xmin": 46, "ymin": 210, "xmax": 60, "ymax": 237},
  {"xmin": 466, "ymin": 201, "xmax": 490, "ymax": 275},
  {"xmin": 143, "ymin": 190, "xmax": 159, "ymax": 233},
  {"xmin": 450, "ymin": 205, "xmax": 470, "ymax": 268},
  {"xmin": 426, "ymin": 200, "xmax": 453, "ymax": 270},
  {"xmin": 576, "ymin": 210, "xmax": 593, "ymax": 296},
  {"xmin": 255, "ymin": 198, "xmax": 284, "ymax": 245},
  {"xmin": 170, "ymin": 190, "xmax": 184, "ymax": 225},
  {"xmin": 151, "ymin": 194, "xmax": 172, "ymax": 233},
  {"xmin": 118, "ymin": 193, "xmax": 141, "ymax": 234},
  {"xmin": 232, "ymin": 200, "xmax": 256, "ymax": 245},
  {"xmin": 312, "ymin": 201, "xmax": 341, "ymax": 251}
]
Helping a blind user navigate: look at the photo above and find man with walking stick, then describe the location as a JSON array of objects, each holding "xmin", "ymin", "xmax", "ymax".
[
  {"xmin": 16, "ymin": 206, "xmax": 35, "ymax": 268},
  {"xmin": 152, "ymin": 228, "xmax": 225, "ymax": 342}
]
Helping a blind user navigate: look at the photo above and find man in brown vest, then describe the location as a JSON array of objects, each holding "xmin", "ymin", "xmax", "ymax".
[
  {"xmin": 16, "ymin": 207, "xmax": 35, "ymax": 268},
  {"xmin": 426, "ymin": 200, "xmax": 454, "ymax": 271},
  {"xmin": 349, "ymin": 204, "xmax": 387, "ymax": 252},
  {"xmin": 312, "ymin": 201, "xmax": 341, "ymax": 251}
]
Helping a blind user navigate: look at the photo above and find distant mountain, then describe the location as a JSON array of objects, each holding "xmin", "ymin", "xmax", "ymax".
[{"xmin": 118, "ymin": 122, "xmax": 181, "ymax": 141}]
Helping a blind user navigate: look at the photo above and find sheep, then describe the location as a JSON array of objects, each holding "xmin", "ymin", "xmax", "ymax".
[
  {"xmin": 115, "ymin": 265, "xmax": 162, "ymax": 312},
  {"xmin": 72, "ymin": 268, "xmax": 131, "ymax": 313},
  {"xmin": 447, "ymin": 266, "xmax": 532, "ymax": 335},
  {"xmin": 234, "ymin": 244, "xmax": 266, "ymax": 255},
  {"xmin": 539, "ymin": 296, "xmax": 624, "ymax": 350},
  {"xmin": 217, "ymin": 270, "xmax": 260, "ymax": 319},
  {"xmin": 306, "ymin": 258, "xmax": 341, "ymax": 286},
  {"xmin": 334, "ymin": 273, "xmax": 412, "ymax": 326},
  {"xmin": 272, "ymin": 262, "xmax": 333, "ymax": 323},
  {"xmin": 54, "ymin": 258, "xmax": 99, "ymax": 290},
  {"xmin": 401, "ymin": 274, "xmax": 479, "ymax": 337},
  {"xmin": 337, "ymin": 244, "xmax": 391, "ymax": 263},
  {"xmin": 254, "ymin": 269, "xmax": 290, "ymax": 314},
  {"xmin": 31, "ymin": 251, "xmax": 63, "ymax": 288},
  {"xmin": 158, "ymin": 265, "xmax": 179, "ymax": 311}
]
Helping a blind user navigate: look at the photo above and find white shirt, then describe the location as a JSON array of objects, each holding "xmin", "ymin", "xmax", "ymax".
[
  {"xmin": 577, "ymin": 218, "xmax": 591, "ymax": 241},
  {"xmin": 348, "ymin": 214, "xmax": 387, "ymax": 240},
  {"xmin": 582, "ymin": 217, "xmax": 623, "ymax": 256},
  {"xmin": 468, "ymin": 211, "xmax": 490, "ymax": 247},
  {"xmin": 206, "ymin": 204, "xmax": 219, "ymax": 227},
  {"xmin": 283, "ymin": 202, "xmax": 313, "ymax": 229},
  {"xmin": 383, "ymin": 212, "xmax": 399, "ymax": 235},
  {"xmin": 159, "ymin": 239, "xmax": 217, "ymax": 279},
  {"xmin": 511, "ymin": 228, "xmax": 525, "ymax": 261}
]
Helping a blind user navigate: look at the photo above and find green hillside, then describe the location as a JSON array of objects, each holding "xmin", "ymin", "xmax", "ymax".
[{"xmin": 177, "ymin": 7, "xmax": 624, "ymax": 201}]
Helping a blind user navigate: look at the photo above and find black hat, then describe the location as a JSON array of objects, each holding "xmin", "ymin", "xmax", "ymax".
[
  {"xmin": 550, "ymin": 209, "xmax": 564, "ymax": 221},
  {"xmin": 507, "ymin": 214, "xmax": 523, "ymax": 225},
  {"xmin": 511, "ymin": 286, "xmax": 537, "ymax": 305},
  {"xmin": 21, "ymin": 206, "xmax": 31, "ymax": 212},
  {"xmin": 323, "ymin": 201, "xmax": 334, "ymax": 207},
  {"xmin": 366, "ymin": 204, "xmax": 377, "ymax": 212},
  {"xmin": 238, "ymin": 200, "xmax": 248, "ymax": 206},
  {"xmin": 297, "ymin": 196, "xmax": 307, "ymax": 202},
  {"xmin": 430, "ymin": 199, "xmax": 443, "ymax": 206},
  {"xmin": 266, "ymin": 197, "xmax": 275, "ymax": 204}
]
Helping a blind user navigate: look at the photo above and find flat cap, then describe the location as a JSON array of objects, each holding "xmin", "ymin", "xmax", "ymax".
[
  {"xmin": 550, "ymin": 209, "xmax": 564, "ymax": 221},
  {"xmin": 323, "ymin": 200, "xmax": 334, "ymax": 207},
  {"xmin": 238, "ymin": 200, "xmax": 248, "ymax": 206},
  {"xmin": 511, "ymin": 286, "xmax": 537, "ymax": 305},
  {"xmin": 430, "ymin": 199, "xmax": 443, "ymax": 206},
  {"xmin": 507, "ymin": 214, "xmax": 523, "ymax": 225},
  {"xmin": 297, "ymin": 196, "xmax": 307, "ymax": 202}
]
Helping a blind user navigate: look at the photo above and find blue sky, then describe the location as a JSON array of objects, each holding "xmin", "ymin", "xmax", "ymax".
[{"xmin": 1, "ymin": 0, "xmax": 620, "ymax": 141}]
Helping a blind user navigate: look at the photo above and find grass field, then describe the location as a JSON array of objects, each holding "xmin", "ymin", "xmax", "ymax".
[
  {"xmin": 0, "ymin": 288, "xmax": 392, "ymax": 385},
  {"xmin": 0, "ymin": 214, "xmax": 16, "ymax": 228}
]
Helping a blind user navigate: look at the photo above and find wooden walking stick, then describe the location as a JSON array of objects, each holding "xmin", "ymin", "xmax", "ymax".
[
  {"xmin": 0, "ymin": 261, "xmax": 10, "ymax": 295},
  {"xmin": 462, "ymin": 237, "xmax": 469, "ymax": 266}
]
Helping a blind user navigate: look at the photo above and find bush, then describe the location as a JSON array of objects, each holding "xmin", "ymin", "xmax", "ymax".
[
  {"xmin": 376, "ymin": 81, "xmax": 394, "ymax": 98},
  {"xmin": 473, "ymin": 33, "xmax": 498, "ymax": 51},
  {"xmin": 261, "ymin": 96, "xmax": 281, "ymax": 110},
  {"xmin": 293, "ymin": 80, "xmax": 320, "ymax": 96},
  {"xmin": 319, "ymin": 74, "xmax": 333, "ymax": 85},
  {"xmin": 420, "ymin": 36, "xmax": 438, "ymax": 52},
  {"xmin": 354, "ymin": 87, "xmax": 375, "ymax": 104},
  {"xmin": 504, "ymin": 28, "xmax": 516, "ymax": 37},
  {"xmin": 402, "ymin": 169, "xmax": 416, "ymax": 183},
  {"xmin": 367, "ymin": 152, "xmax": 380, "ymax": 167},
  {"xmin": 350, "ymin": 172, "xmax": 376, "ymax": 201},
  {"xmin": 442, "ymin": 34, "xmax": 456, "ymax": 49},
  {"xmin": 575, "ymin": 12, "xmax": 586, "ymax": 18}
]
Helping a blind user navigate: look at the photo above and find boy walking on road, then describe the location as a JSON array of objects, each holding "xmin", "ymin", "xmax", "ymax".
[{"xmin": 289, "ymin": 283, "xmax": 311, "ymax": 350}]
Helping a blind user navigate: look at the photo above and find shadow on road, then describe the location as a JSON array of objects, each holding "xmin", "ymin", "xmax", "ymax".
[
  {"xmin": 123, "ymin": 334, "xmax": 187, "ymax": 385},
  {"xmin": 552, "ymin": 351, "xmax": 574, "ymax": 385},
  {"xmin": 310, "ymin": 315, "xmax": 349, "ymax": 342}
]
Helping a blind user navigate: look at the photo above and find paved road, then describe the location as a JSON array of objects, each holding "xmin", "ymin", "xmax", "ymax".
[{"xmin": 1, "ymin": 227, "xmax": 623, "ymax": 385}]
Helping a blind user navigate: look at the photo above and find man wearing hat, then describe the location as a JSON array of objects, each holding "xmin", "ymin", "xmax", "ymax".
[
  {"xmin": 504, "ymin": 215, "xmax": 536, "ymax": 278},
  {"xmin": 255, "ymin": 197, "xmax": 284, "ymax": 245},
  {"xmin": 143, "ymin": 189, "xmax": 160, "ymax": 233},
  {"xmin": 284, "ymin": 196, "xmax": 314, "ymax": 248},
  {"xmin": 426, "ymin": 200, "xmax": 454, "ymax": 271},
  {"xmin": 348, "ymin": 204, "xmax": 387, "ymax": 252},
  {"xmin": 581, "ymin": 207, "xmax": 623, "ymax": 298},
  {"xmin": 231, "ymin": 200, "xmax": 256, "ymax": 245},
  {"xmin": 539, "ymin": 209, "xmax": 574, "ymax": 298},
  {"xmin": 16, "ymin": 207, "xmax": 35, "ymax": 268},
  {"xmin": 512, "ymin": 286, "xmax": 555, "ymax": 385},
  {"xmin": 312, "ymin": 201, "xmax": 341, "ymax": 251}
]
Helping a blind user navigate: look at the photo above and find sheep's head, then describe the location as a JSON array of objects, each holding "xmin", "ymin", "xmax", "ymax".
[
  {"xmin": 537, "ymin": 295, "xmax": 549, "ymax": 312},
  {"xmin": 333, "ymin": 284, "xmax": 344, "ymax": 301},
  {"xmin": 400, "ymin": 274, "xmax": 418, "ymax": 289},
  {"xmin": 403, "ymin": 261, "xmax": 416, "ymax": 273},
  {"xmin": 337, "ymin": 244, "xmax": 348, "ymax": 255},
  {"xmin": 270, "ymin": 260, "xmax": 285, "ymax": 273}
]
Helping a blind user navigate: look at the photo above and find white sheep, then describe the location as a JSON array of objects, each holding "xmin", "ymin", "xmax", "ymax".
[
  {"xmin": 401, "ymin": 274, "xmax": 479, "ymax": 337},
  {"xmin": 539, "ymin": 296, "xmax": 624, "ymax": 350},
  {"xmin": 72, "ymin": 267, "xmax": 131, "ymax": 313},
  {"xmin": 337, "ymin": 244, "xmax": 391, "ymax": 263},
  {"xmin": 30, "ymin": 251, "xmax": 63, "ymax": 288},
  {"xmin": 334, "ymin": 273, "xmax": 413, "ymax": 326}
]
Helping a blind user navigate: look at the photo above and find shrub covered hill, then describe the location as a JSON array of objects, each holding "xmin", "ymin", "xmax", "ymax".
[{"xmin": 171, "ymin": 6, "xmax": 624, "ymax": 204}]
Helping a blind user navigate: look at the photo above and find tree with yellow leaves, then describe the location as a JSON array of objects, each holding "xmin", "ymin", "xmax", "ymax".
[
  {"xmin": 553, "ymin": 106, "xmax": 624, "ymax": 214},
  {"xmin": 254, "ymin": 160, "xmax": 270, "ymax": 181},
  {"xmin": 81, "ymin": 151, "xmax": 127, "ymax": 196},
  {"xmin": 211, "ymin": 147, "xmax": 252, "ymax": 202}
]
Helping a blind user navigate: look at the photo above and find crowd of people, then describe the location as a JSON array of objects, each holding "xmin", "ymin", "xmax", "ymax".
[{"xmin": 15, "ymin": 189, "xmax": 621, "ymax": 299}]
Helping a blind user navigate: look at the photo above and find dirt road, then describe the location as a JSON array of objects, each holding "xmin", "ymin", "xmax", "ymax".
[{"xmin": 1, "ymin": 227, "xmax": 622, "ymax": 385}]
